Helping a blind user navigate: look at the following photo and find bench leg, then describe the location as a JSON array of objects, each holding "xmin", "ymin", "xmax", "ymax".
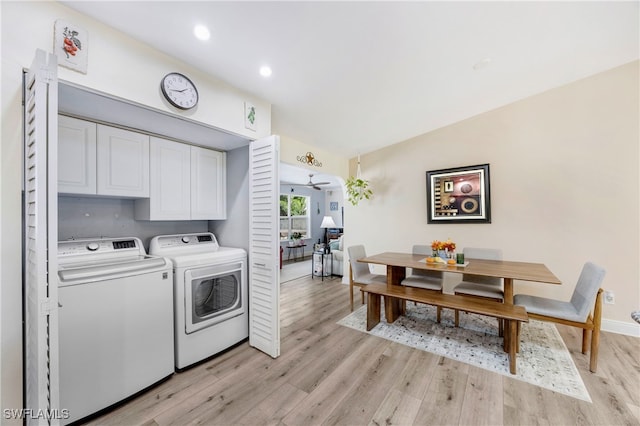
[
  {"xmin": 366, "ymin": 293, "xmax": 381, "ymax": 331},
  {"xmin": 454, "ymin": 309, "xmax": 459, "ymax": 327}
]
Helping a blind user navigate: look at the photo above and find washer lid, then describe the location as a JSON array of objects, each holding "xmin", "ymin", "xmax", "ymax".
[{"xmin": 58, "ymin": 255, "xmax": 170, "ymax": 283}]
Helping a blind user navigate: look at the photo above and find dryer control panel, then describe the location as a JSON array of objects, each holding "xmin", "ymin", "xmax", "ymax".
[{"xmin": 149, "ymin": 233, "xmax": 220, "ymax": 256}]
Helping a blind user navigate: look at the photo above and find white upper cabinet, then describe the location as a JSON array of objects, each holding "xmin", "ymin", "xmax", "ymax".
[
  {"xmin": 135, "ymin": 138, "xmax": 226, "ymax": 221},
  {"xmin": 58, "ymin": 117, "xmax": 150, "ymax": 198},
  {"xmin": 58, "ymin": 116, "xmax": 97, "ymax": 195},
  {"xmin": 96, "ymin": 124, "xmax": 149, "ymax": 197},
  {"xmin": 191, "ymin": 146, "xmax": 226, "ymax": 220}
]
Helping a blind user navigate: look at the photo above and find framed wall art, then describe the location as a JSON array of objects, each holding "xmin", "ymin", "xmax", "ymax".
[
  {"xmin": 244, "ymin": 102, "xmax": 257, "ymax": 131},
  {"xmin": 426, "ymin": 163, "xmax": 491, "ymax": 224},
  {"xmin": 54, "ymin": 19, "xmax": 88, "ymax": 74}
]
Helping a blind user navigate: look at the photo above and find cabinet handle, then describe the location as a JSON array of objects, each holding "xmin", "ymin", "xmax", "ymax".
[{"xmin": 254, "ymin": 263, "xmax": 266, "ymax": 267}]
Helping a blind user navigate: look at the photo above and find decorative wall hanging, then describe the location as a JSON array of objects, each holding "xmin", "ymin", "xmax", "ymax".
[
  {"xmin": 426, "ymin": 164, "xmax": 491, "ymax": 223},
  {"xmin": 296, "ymin": 152, "xmax": 323, "ymax": 167},
  {"xmin": 54, "ymin": 19, "xmax": 88, "ymax": 74},
  {"xmin": 244, "ymin": 102, "xmax": 256, "ymax": 131},
  {"xmin": 330, "ymin": 202, "xmax": 339, "ymax": 211}
]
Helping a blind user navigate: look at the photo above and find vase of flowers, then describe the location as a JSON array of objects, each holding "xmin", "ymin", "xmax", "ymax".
[
  {"xmin": 431, "ymin": 239, "xmax": 456, "ymax": 260},
  {"xmin": 290, "ymin": 232, "xmax": 303, "ymax": 246}
]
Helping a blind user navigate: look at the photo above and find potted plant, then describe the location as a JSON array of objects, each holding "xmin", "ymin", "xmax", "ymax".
[
  {"xmin": 345, "ymin": 176, "xmax": 373, "ymax": 206},
  {"xmin": 290, "ymin": 232, "xmax": 303, "ymax": 246}
]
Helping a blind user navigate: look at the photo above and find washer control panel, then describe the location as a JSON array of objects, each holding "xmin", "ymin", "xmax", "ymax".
[{"xmin": 58, "ymin": 237, "xmax": 144, "ymax": 258}]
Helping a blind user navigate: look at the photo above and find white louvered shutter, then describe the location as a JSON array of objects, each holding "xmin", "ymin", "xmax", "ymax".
[
  {"xmin": 23, "ymin": 49, "xmax": 60, "ymax": 425},
  {"xmin": 248, "ymin": 136, "xmax": 280, "ymax": 358}
]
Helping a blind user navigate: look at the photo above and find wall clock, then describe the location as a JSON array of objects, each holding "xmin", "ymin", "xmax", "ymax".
[{"xmin": 160, "ymin": 72, "xmax": 199, "ymax": 110}]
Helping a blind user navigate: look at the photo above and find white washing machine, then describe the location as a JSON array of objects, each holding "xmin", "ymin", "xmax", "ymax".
[
  {"xmin": 149, "ymin": 232, "xmax": 248, "ymax": 370},
  {"xmin": 57, "ymin": 237, "xmax": 174, "ymax": 425}
]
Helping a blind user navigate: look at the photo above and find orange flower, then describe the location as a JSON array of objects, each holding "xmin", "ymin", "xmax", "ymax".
[{"xmin": 431, "ymin": 239, "xmax": 456, "ymax": 252}]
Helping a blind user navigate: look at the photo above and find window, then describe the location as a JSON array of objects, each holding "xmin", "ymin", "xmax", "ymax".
[{"xmin": 279, "ymin": 195, "xmax": 310, "ymax": 240}]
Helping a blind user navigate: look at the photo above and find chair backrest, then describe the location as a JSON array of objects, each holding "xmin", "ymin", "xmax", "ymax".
[
  {"xmin": 570, "ymin": 262, "xmax": 606, "ymax": 321},
  {"xmin": 348, "ymin": 245, "xmax": 372, "ymax": 281},
  {"xmin": 462, "ymin": 247, "xmax": 503, "ymax": 285},
  {"xmin": 412, "ymin": 245, "xmax": 443, "ymax": 279}
]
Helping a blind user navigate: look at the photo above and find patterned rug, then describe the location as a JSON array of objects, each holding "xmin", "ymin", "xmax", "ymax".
[{"xmin": 337, "ymin": 303, "xmax": 591, "ymax": 402}]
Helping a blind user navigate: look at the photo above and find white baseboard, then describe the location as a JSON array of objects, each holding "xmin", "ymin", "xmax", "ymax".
[{"xmin": 602, "ymin": 318, "xmax": 640, "ymax": 337}]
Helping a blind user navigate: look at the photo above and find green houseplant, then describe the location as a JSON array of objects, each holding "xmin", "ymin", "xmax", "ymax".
[
  {"xmin": 345, "ymin": 176, "xmax": 373, "ymax": 206},
  {"xmin": 290, "ymin": 231, "xmax": 303, "ymax": 245}
]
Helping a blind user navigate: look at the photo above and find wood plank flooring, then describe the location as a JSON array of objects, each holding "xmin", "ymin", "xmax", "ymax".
[{"xmin": 86, "ymin": 275, "xmax": 640, "ymax": 426}]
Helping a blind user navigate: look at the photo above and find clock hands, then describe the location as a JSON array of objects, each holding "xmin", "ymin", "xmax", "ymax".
[{"xmin": 168, "ymin": 87, "xmax": 191, "ymax": 93}]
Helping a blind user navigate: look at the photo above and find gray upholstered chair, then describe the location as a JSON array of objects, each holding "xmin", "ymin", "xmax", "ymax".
[
  {"xmin": 514, "ymin": 261, "xmax": 606, "ymax": 372},
  {"xmin": 401, "ymin": 245, "xmax": 444, "ymax": 322},
  {"xmin": 453, "ymin": 247, "xmax": 504, "ymax": 333},
  {"xmin": 348, "ymin": 245, "xmax": 387, "ymax": 311}
]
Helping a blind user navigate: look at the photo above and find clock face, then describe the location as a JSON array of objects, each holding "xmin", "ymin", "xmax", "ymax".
[{"xmin": 161, "ymin": 72, "xmax": 199, "ymax": 110}]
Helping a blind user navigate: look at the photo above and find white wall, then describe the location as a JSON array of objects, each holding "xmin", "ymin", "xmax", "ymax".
[
  {"xmin": 325, "ymin": 189, "xmax": 344, "ymax": 228},
  {"xmin": 210, "ymin": 146, "xmax": 250, "ymax": 252},
  {"xmin": 279, "ymin": 135, "xmax": 349, "ymax": 182},
  {"xmin": 345, "ymin": 61, "xmax": 639, "ymax": 333},
  {"xmin": 58, "ymin": 197, "xmax": 208, "ymax": 250},
  {"xmin": 0, "ymin": 1, "xmax": 271, "ymax": 415}
]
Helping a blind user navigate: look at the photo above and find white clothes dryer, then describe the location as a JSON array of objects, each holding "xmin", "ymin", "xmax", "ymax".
[{"xmin": 149, "ymin": 232, "xmax": 248, "ymax": 370}]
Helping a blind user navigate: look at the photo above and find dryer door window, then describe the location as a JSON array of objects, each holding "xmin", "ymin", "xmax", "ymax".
[{"xmin": 184, "ymin": 262, "xmax": 245, "ymax": 334}]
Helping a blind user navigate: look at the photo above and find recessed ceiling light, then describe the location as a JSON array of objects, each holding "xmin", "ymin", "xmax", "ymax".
[
  {"xmin": 193, "ymin": 25, "xmax": 210, "ymax": 41},
  {"xmin": 259, "ymin": 65, "xmax": 272, "ymax": 77}
]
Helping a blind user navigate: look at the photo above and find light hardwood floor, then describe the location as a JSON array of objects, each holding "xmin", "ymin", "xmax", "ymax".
[{"xmin": 87, "ymin": 275, "xmax": 640, "ymax": 426}]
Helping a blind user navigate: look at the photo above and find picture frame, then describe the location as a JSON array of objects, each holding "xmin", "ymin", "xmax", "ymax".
[
  {"xmin": 244, "ymin": 101, "xmax": 257, "ymax": 131},
  {"xmin": 426, "ymin": 163, "xmax": 491, "ymax": 224},
  {"xmin": 54, "ymin": 19, "xmax": 88, "ymax": 74},
  {"xmin": 330, "ymin": 201, "xmax": 338, "ymax": 211}
]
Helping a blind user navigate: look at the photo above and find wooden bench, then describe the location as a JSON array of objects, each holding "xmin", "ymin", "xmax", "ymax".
[{"xmin": 361, "ymin": 283, "xmax": 529, "ymax": 374}]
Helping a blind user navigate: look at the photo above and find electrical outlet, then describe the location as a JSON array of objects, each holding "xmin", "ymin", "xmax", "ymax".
[{"xmin": 604, "ymin": 290, "xmax": 615, "ymax": 305}]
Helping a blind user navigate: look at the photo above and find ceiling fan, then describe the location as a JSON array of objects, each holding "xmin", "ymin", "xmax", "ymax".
[{"xmin": 290, "ymin": 174, "xmax": 330, "ymax": 191}]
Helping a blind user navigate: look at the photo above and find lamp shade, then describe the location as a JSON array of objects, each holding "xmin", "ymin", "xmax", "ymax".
[{"xmin": 320, "ymin": 216, "xmax": 337, "ymax": 229}]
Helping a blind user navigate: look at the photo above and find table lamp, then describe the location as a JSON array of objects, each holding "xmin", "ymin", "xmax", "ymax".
[{"xmin": 320, "ymin": 215, "xmax": 337, "ymax": 252}]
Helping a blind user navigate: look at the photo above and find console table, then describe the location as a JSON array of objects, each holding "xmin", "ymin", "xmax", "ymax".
[{"xmin": 285, "ymin": 243, "xmax": 306, "ymax": 261}]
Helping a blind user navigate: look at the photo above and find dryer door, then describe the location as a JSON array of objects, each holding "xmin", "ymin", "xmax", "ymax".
[{"xmin": 184, "ymin": 262, "xmax": 245, "ymax": 334}]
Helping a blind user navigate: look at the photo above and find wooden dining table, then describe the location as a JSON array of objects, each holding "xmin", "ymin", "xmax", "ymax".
[{"xmin": 358, "ymin": 252, "xmax": 561, "ymax": 318}]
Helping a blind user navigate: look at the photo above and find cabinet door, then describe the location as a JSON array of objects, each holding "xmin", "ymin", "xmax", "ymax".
[
  {"xmin": 138, "ymin": 137, "xmax": 191, "ymax": 220},
  {"xmin": 96, "ymin": 124, "xmax": 149, "ymax": 197},
  {"xmin": 191, "ymin": 146, "xmax": 226, "ymax": 220},
  {"xmin": 58, "ymin": 116, "xmax": 97, "ymax": 194}
]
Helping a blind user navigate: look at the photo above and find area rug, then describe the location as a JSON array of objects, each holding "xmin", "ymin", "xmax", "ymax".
[{"xmin": 337, "ymin": 303, "xmax": 591, "ymax": 402}]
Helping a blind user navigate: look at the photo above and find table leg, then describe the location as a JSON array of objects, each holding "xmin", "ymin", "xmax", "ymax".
[
  {"xmin": 504, "ymin": 278, "xmax": 514, "ymax": 305},
  {"xmin": 384, "ymin": 265, "xmax": 406, "ymax": 322}
]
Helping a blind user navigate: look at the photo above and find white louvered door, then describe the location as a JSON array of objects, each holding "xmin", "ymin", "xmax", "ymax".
[
  {"xmin": 23, "ymin": 49, "xmax": 60, "ymax": 425},
  {"xmin": 248, "ymin": 135, "xmax": 280, "ymax": 358}
]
